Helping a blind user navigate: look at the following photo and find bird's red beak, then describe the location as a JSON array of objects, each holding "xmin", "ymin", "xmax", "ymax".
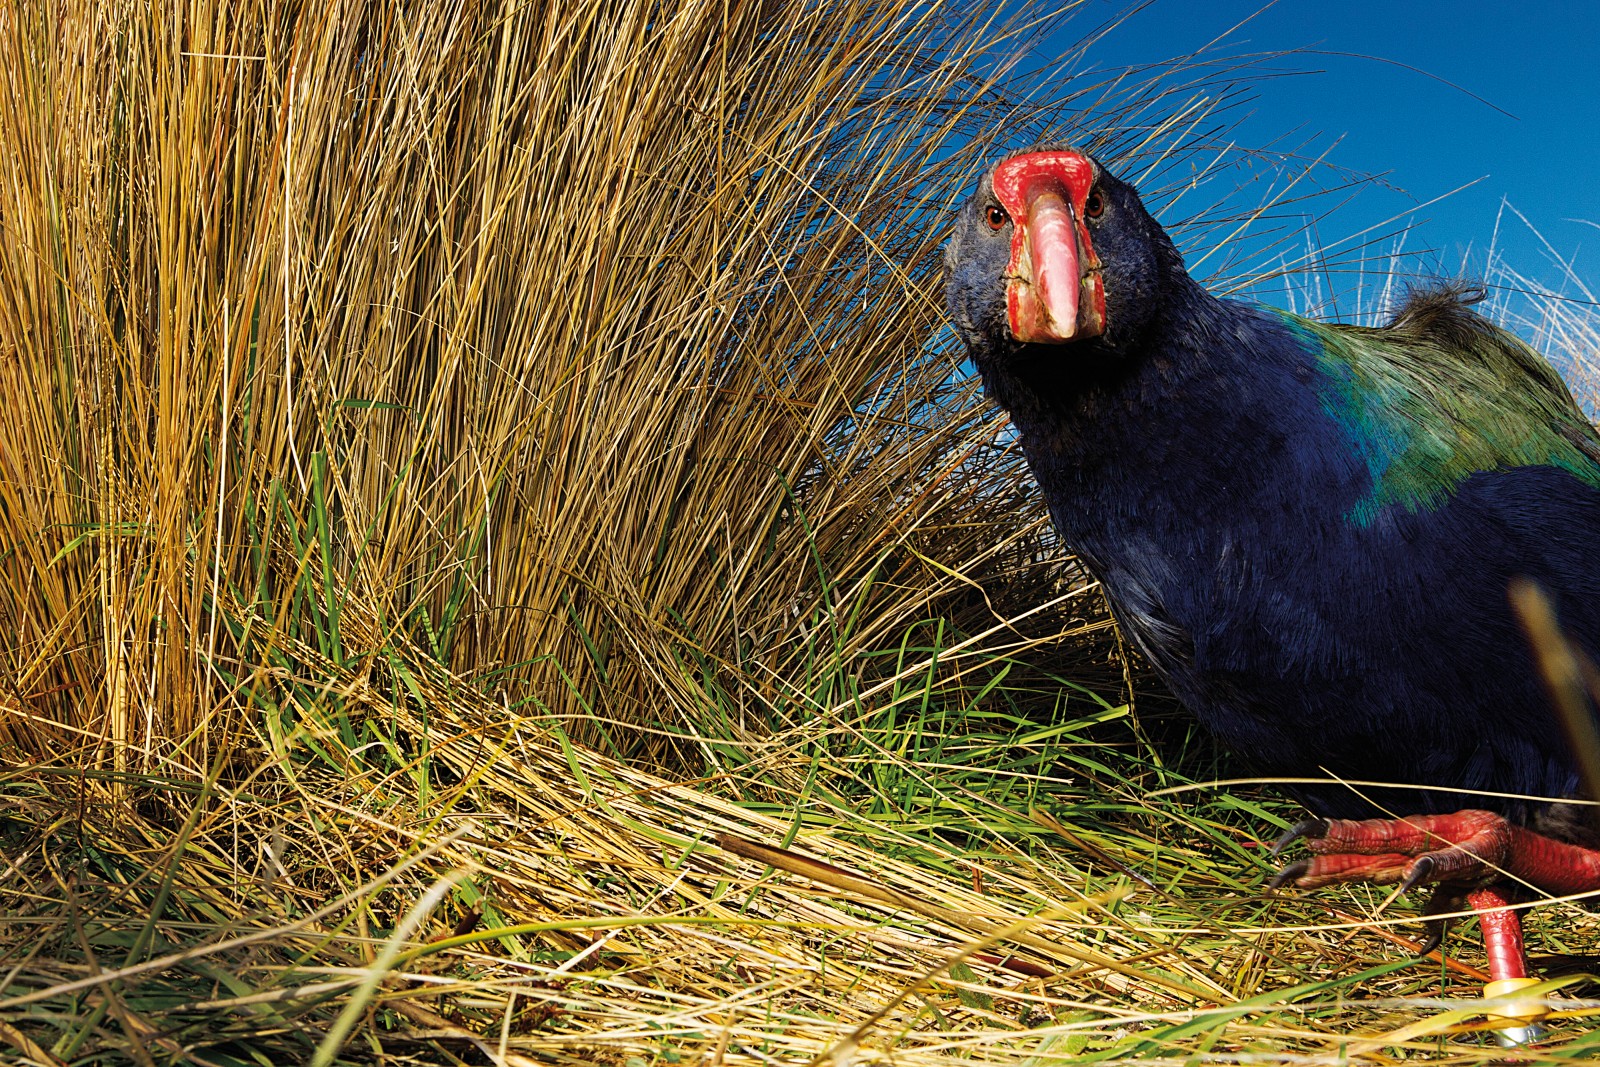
[{"xmin": 992, "ymin": 150, "xmax": 1106, "ymax": 344}]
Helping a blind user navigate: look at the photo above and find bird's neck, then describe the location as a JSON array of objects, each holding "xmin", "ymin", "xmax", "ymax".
[
  {"xmin": 986, "ymin": 268, "xmax": 1243, "ymax": 450},
  {"xmin": 988, "ymin": 277, "xmax": 1322, "ymax": 555}
]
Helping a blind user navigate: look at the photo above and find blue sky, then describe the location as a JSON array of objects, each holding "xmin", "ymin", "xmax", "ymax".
[{"xmin": 1061, "ymin": 0, "xmax": 1599, "ymax": 309}]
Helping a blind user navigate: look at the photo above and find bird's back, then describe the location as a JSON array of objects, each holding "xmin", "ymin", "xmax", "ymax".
[{"xmin": 1292, "ymin": 285, "xmax": 1600, "ymax": 525}]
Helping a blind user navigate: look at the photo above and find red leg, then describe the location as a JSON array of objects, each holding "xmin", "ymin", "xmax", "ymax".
[
  {"xmin": 1470, "ymin": 886, "xmax": 1547, "ymax": 1046},
  {"xmin": 1472, "ymin": 886, "xmax": 1528, "ymax": 982},
  {"xmin": 1269, "ymin": 811, "xmax": 1589, "ymax": 1046}
]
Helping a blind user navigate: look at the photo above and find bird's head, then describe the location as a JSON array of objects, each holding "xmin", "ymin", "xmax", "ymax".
[{"xmin": 945, "ymin": 144, "xmax": 1180, "ymax": 383}]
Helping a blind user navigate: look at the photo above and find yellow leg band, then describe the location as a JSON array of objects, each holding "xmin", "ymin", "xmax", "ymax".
[{"xmin": 1483, "ymin": 977, "xmax": 1546, "ymax": 1023}]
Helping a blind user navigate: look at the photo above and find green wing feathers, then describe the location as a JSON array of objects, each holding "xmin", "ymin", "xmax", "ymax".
[{"xmin": 1279, "ymin": 285, "xmax": 1600, "ymax": 523}]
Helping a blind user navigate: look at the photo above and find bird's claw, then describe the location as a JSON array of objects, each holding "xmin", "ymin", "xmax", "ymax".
[
  {"xmin": 1268, "ymin": 820, "xmax": 1486, "ymax": 953},
  {"xmin": 1267, "ymin": 858, "xmax": 1308, "ymax": 892},
  {"xmin": 1271, "ymin": 818, "xmax": 1328, "ymax": 858},
  {"xmin": 1413, "ymin": 886, "xmax": 1460, "ymax": 957},
  {"xmin": 1397, "ymin": 854, "xmax": 1435, "ymax": 896},
  {"xmin": 1414, "ymin": 920, "xmax": 1446, "ymax": 958}
]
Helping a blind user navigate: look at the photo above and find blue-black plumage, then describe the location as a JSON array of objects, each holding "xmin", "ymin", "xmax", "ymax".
[{"xmin": 945, "ymin": 143, "xmax": 1600, "ymax": 995}]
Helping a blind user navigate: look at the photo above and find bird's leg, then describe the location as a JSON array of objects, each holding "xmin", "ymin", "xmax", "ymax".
[
  {"xmin": 1469, "ymin": 885, "xmax": 1548, "ymax": 1046},
  {"xmin": 1270, "ymin": 811, "xmax": 1597, "ymax": 1045},
  {"xmin": 1472, "ymin": 886, "xmax": 1529, "ymax": 983}
]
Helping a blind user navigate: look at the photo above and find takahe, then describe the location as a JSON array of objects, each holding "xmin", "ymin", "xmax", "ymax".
[{"xmin": 945, "ymin": 144, "xmax": 1600, "ymax": 1034}]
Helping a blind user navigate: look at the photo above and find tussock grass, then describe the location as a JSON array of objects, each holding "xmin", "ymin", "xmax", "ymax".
[{"xmin": 2, "ymin": 1, "xmax": 1598, "ymax": 1063}]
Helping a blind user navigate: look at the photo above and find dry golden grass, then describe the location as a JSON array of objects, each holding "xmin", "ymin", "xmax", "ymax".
[
  {"xmin": 8, "ymin": 666, "xmax": 1600, "ymax": 1065},
  {"xmin": 2, "ymin": 1, "xmax": 1599, "ymax": 1064}
]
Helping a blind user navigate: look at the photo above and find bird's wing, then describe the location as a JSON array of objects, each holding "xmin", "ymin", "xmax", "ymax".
[{"xmin": 1274, "ymin": 291, "xmax": 1600, "ymax": 522}]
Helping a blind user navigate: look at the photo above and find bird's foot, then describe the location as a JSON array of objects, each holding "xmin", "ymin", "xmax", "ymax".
[
  {"xmin": 1269, "ymin": 809, "xmax": 1600, "ymax": 897},
  {"xmin": 1269, "ymin": 810, "xmax": 1513, "ymax": 894},
  {"xmin": 1269, "ymin": 814, "xmax": 1578, "ymax": 1045}
]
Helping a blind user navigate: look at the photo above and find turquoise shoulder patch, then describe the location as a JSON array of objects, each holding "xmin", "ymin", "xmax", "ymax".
[{"xmin": 1265, "ymin": 307, "xmax": 1600, "ymax": 524}]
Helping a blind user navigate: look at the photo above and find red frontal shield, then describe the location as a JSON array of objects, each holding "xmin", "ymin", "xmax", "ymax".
[{"xmin": 991, "ymin": 150, "xmax": 1106, "ymax": 343}]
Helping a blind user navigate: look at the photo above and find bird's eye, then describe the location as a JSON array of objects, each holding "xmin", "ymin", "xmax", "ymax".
[
  {"xmin": 1083, "ymin": 190, "xmax": 1105, "ymax": 219},
  {"xmin": 984, "ymin": 204, "xmax": 1009, "ymax": 231}
]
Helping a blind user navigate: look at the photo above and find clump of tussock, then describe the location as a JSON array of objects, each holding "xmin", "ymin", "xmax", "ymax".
[{"xmin": 0, "ymin": 0, "xmax": 1378, "ymax": 777}]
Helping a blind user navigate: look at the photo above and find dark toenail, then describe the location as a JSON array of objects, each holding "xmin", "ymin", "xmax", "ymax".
[
  {"xmin": 1268, "ymin": 860, "xmax": 1309, "ymax": 892},
  {"xmin": 1271, "ymin": 819, "xmax": 1328, "ymax": 857},
  {"xmin": 1398, "ymin": 856, "xmax": 1435, "ymax": 895}
]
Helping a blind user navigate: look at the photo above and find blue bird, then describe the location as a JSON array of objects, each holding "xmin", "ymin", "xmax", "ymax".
[{"xmin": 945, "ymin": 145, "xmax": 1600, "ymax": 1026}]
